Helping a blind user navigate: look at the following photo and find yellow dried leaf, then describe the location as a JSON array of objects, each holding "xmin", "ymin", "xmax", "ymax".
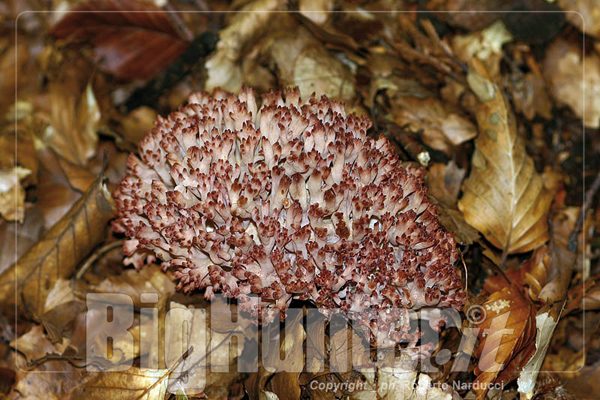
[{"xmin": 458, "ymin": 64, "xmax": 554, "ymax": 255}]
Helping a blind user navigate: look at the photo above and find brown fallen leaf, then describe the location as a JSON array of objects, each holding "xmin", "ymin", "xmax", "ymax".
[
  {"xmin": 473, "ymin": 285, "xmax": 536, "ymax": 400},
  {"xmin": 483, "ymin": 206, "xmax": 581, "ymax": 305},
  {"xmin": 38, "ymin": 82, "xmax": 100, "ymax": 166},
  {"xmin": 50, "ymin": 0, "xmax": 189, "ymax": 81},
  {"xmin": 391, "ymin": 95, "xmax": 478, "ymax": 155},
  {"xmin": 0, "ymin": 171, "xmax": 114, "ymax": 318},
  {"xmin": 10, "ymin": 324, "xmax": 69, "ymax": 364},
  {"xmin": 458, "ymin": 62, "xmax": 555, "ymax": 257}
]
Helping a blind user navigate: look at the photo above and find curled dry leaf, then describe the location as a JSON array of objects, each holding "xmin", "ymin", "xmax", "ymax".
[
  {"xmin": 0, "ymin": 172, "xmax": 114, "ymax": 318},
  {"xmin": 458, "ymin": 63, "xmax": 555, "ymax": 255},
  {"xmin": 0, "ymin": 166, "xmax": 30, "ymax": 222},
  {"xmin": 473, "ymin": 285, "xmax": 536, "ymax": 400},
  {"xmin": 39, "ymin": 83, "xmax": 101, "ymax": 166},
  {"xmin": 543, "ymin": 37, "xmax": 600, "ymax": 128},
  {"xmin": 50, "ymin": 0, "xmax": 189, "ymax": 81}
]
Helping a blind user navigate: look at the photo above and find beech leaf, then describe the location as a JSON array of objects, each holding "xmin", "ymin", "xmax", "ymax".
[
  {"xmin": 458, "ymin": 62, "xmax": 554, "ymax": 255},
  {"xmin": 0, "ymin": 172, "xmax": 114, "ymax": 317},
  {"xmin": 473, "ymin": 285, "xmax": 536, "ymax": 399},
  {"xmin": 50, "ymin": 0, "xmax": 189, "ymax": 80}
]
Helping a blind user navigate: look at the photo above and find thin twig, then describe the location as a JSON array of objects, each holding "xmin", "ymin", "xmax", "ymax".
[{"xmin": 135, "ymin": 346, "xmax": 195, "ymax": 400}]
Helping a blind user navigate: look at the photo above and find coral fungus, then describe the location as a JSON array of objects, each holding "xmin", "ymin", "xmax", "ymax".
[{"xmin": 113, "ymin": 87, "xmax": 465, "ymax": 344}]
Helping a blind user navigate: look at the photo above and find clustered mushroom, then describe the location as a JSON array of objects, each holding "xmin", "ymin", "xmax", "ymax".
[{"xmin": 113, "ymin": 87, "xmax": 465, "ymax": 345}]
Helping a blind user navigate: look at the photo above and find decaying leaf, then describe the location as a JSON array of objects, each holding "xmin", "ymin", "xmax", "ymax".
[
  {"xmin": 543, "ymin": 37, "xmax": 600, "ymax": 128},
  {"xmin": 0, "ymin": 171, "xmax": 114, "ymax": 317},
  {"xmin": 458, "ymin": 62, "xmax": 555, "ymax": 255},
  {"xmin": 39, "ymin": 82, "xmax": 101, "ymax": 166},
  {"xmin": 473, "ymin": 285, "xmax": 536, "ymax": 399},
  {"xmin": 0, "ymin": 166, "xmax": 30, "ymax": 222},
  {"xmin": 50, "ymin": 0, "xmax": 189, "ymax": 80}
]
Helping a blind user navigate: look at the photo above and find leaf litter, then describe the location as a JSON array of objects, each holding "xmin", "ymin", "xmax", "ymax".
[{"xmin": 0, "ymin": 1, "xmax": 598, "ymax": 399}]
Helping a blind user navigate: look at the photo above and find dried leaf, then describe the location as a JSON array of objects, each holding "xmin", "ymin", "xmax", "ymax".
[
  {"xmin": 40, "ymin": 82, "xmax": 101, "ymax": 166},
  {"xmin": 543, "ymin": 37, "xmax": 600, "ymax": 128},
  {"xmin": 70, "ymin": 367, "xmax": 169, "ymax": 399},
  {"xmin": 458, "ymin": 63, "xmax": 554, "ymax": 255},
  {"xmin": 391, "ymin": 96, "xmax": 478, "ymax": 154},
  {"xmin": 0, "ymin": 172, "xmax": 114, "ymax": 317},
  {"xmin": 205, "ymin": 0, "xmax": 285, "ymax": 92},
  {"xmin": 0, "ymin": 166, "xmax": 30, "ymax": 222},
  {"xmin": 289, "ymin": 43, "xmax": 355, "ymax": 101},
  {"xmin": 473, "ymin": 285, "xmax": 536, "ymax": 399},
  {"xmin": 35, "ymin": 146, "xmax": 84, "ymax": 229},
  {"xmin": 517, "ymin": 306, "xmax": 561, "ymax": 395},
  {"xmin": 10, "ymin": 325, "xmax": 68, "ymax": 364},
  {"xmin": 50, "ymin": 0, "xmax": 189, "ymax": 80}
]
